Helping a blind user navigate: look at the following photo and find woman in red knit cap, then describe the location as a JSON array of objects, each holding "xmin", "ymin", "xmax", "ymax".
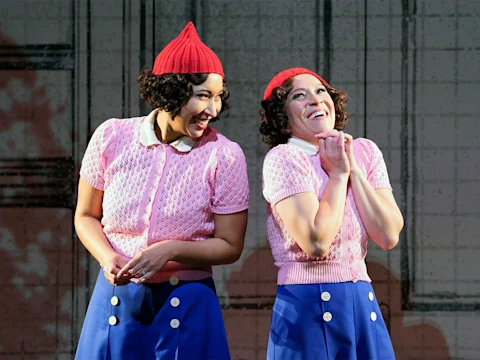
[
  {"xmin": 260, "ymin": 68, "xmax": 403, "ymax": 359},
  {"xmin": 74, "ymin": 22, "xmax": 249, "ymax": 359}
]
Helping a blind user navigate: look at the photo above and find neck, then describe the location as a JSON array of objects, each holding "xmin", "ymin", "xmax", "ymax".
[{"xmin": 155, "ymin": 111, "xmax": 183, "ymax": 144}]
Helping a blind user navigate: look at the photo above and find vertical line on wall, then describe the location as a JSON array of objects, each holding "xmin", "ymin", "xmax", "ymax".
[
  {"xmin": 190, "ymin": 0, "xmax": 197, "ymax": 23},
  {"xmin": 70, "ymin": 1, "xmax": 78, "ymax": 354},
  {"xmin": 322, "ymin": 0, "xmax": 332, "ymax": 82},
  {"xmin": 127, "ymin": 0, "xmax": 131, "ymax": 117},
  {"xmin": 71, "ymin": 0, "xmax": 78, "ymax": 354},
  {"xmin": 122, "ymin": 0, "xmax": 126, "ymax": 119},
  {"xmin": 410, "ymin": 0, "xmax": 418, "ymax": 295},
  {"xmin": 152, "ymin": 0, "xmax": 156, "ymax": 66},
  {"xmin": 85, "ymin": 0, "xmax": 92, "ymax": 305},
  {"xmin": 363, "ymin": 0, "xmax": 367, "ymax": 138},
  {"xmin": 400, "ymin": 0, "xmax": 411, "ymax": 310},
  {"xmin": 453, "ymin": 0, "xmax": 460, "ymax": 333},
  {"xmin": 315, "ymin": 0, "xmax": 320, "ymax": 73},
  {"xmin": 139, "ymin": 0, "xmax": 146, "ymax": 115}
]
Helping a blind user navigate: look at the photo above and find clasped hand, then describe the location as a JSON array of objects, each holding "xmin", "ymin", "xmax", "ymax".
[
  {"xmin": 315, "ymin": 130, "xmax": 358, "ymax": 178},
  {"xmin": 103, "ymin": 241, "xmax": 172, "ymax": 286}
]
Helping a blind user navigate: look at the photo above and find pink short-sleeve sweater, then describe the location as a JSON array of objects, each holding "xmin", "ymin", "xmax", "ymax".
[
  {"xmin": 80, "ymin": 117, "xmax": 249, "ymax": 282},
  {"xmin": 262, "ymin": 137, "xmax": 391, "ymax": 285}
]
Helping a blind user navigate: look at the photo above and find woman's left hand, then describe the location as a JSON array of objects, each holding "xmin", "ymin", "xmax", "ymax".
[
  {"xmin": 117, "ymin": 241, "xmax": 173, "ymax": 284},
  {"xmin": 316, "ymin": 130, "xmax": 359, "ymax": 172}
]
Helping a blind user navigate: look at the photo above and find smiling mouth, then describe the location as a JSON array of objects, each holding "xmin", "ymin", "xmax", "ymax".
[
  {"xmin": 194, "ymin": 117, "xmax": 209, "ymax": 126},
  {"xmin": 307, "ymin": 110, "xmax": 327, "ymax": 120}
]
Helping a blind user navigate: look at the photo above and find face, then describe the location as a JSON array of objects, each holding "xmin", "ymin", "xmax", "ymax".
[
  {"xmin": 168, "ymin": 73, "xmax": 224, "ymax": 140},
  {"xmin": 285, "ymin": 74, "xmax": 336, "ymax": 146}
]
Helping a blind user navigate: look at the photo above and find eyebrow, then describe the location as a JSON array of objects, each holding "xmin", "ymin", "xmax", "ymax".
[
  {"xmin": 288, "ymin": 88, "xmax": 306, "ymax": 98},
  {"xmin": 289, "ymin": 84, "xmax": 326, "ymax": 96},
  {"xmin": 195, "ymin": 89, "xmax": 223, "ymax": 95}
]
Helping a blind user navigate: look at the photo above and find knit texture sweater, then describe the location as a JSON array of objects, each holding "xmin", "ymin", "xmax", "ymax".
[
  {"xmin": 262, "ymin": 138, "xmax": 391, "ymax": 285},
  {"xmin": 80, "ymin": 117, "xmax": 249, "ymax": 282}
]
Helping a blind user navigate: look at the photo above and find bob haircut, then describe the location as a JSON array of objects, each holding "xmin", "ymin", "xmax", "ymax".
[
  {"xmin": 260, "ymin": 77, "xmax": 349, "ymax": 148},
  {"xmin": 137, "ymin": 68, "xmax": 229, "ymax": 121}
]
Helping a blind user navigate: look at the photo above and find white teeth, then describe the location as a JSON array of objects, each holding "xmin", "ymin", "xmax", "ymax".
[
  {"xmin": 308, "ymin": 111, "xmax": 326, "ymax": 119},
  {"xmin": 195, "ymin": 118, "xmax": 208, "ymax": 125}
]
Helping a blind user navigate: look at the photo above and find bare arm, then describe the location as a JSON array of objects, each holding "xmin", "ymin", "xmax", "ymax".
[
  {"xmin": 274, "ymin": 133, "xmax": 350, "ymax": 257},
  {"xmin": 275, "ymin": 177, "xmax": 348, "ymax": 257},
  {"xmin": 74, "ymin": 178, "xmax": 131, "ymax": 284},
  {"xmin": 348, "ymin": 168, "xmax": 403, "ymax": 250},
  {"xmin": 117, "ymin": 210, "xmax": 248, "ymax": 283},
  {"xmin": 316, "ymin": 131, "xmax": 404, "ymax": 250},
  {"xmin": 169, "ymin": 210, "xmax": 248, "ymax": 265}
]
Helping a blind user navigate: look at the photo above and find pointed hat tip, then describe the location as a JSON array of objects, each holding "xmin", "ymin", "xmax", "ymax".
[{"xmin": 181, "ymin": 21, "xmax": 198, "ymax": 37}]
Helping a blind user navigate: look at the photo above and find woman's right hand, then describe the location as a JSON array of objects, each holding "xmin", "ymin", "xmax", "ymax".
[
  {"xmin": 101, "ymin": 253, "xmax": 133, "ymax": 286},
  {"xmin": 317, "ymin": 131, "xmax": 350, "ymax": 179}
]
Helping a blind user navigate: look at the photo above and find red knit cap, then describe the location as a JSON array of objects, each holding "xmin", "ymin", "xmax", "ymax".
[
  {"xmin": 152, "ymin": 22, "xmax": 224, "ymax": 77},
  {"xmin": 263, "ymin": 67, "xmax": 330, "ymax": 101}
]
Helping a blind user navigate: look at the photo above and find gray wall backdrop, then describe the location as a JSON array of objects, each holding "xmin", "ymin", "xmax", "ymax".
[{"xmin": 1, "ymin": 0, "xmax": 479, "ymax": 359}]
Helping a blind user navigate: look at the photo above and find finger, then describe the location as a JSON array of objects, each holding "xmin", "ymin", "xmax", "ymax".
[
  {"xmin": 345, "ymin": 138, "xmax": 355, "ymax": 161},
  {"xmin": 136, "ymin": 270, "xmax": 154, "ymax": 285},
  {"xmin": 128, "ymin": 268, "xmax": 147, "ymax": 278},
  {"xmin": 343, "ymin": 132, "xmax": 353, "ymax": 143},
  {"xmin": 318, "ymin": 138, "xmax": 326, "ymax": 156},
  {"xmin": 103, "ymin": 272, "xmax": 116, "ymax": 285},
  {"xmin": 315, "ymin": 131, "xmax": 330, "ymax": 139},
  {"xmin": 103, "ymin": 265, "xmax": 117, "ymax": 276},
  {"xmin": 116, "ymin": 256, "xmax": 130, "ymax": 269},
  {"xmin": 117, "ymin": 257, "xmax": 140, "ymax": 278},
  {"xmin": 317, "ymin": 130, "xmax": 340, "ymax": 139},
  {"xmin": 326, "ymin": 137, "xmax": 336, "ymax": 155},
  {"xmin": 113, "ymin": 276, "xmax": 131, "ymax": 286},
  {"xmin": 338, "ymin": 132, "xmax": 346, "ymax": 153},
  {"xmin": 345, "ymin": 135, "xmax": 352, "ymax": 151},
  {"xmin": 130, "ymin": 262, "xmax": 149, "ymax": 277}
]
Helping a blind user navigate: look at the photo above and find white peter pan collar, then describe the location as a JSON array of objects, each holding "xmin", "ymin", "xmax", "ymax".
[
  {"xmin": 287, "ymin": 136, "xmax": 318, "ymax": 156},
  {"xmin": 139, "ymin": 109, "xmax": 196, "ymax": 152}
]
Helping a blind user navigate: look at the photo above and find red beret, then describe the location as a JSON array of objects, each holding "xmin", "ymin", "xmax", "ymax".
[{"xmin": 263, "ymin": 67, "xmax": 329, "ymax": 101}]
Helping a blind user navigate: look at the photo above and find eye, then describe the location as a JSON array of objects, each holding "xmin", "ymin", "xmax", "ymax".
[
  {"xmin": 316, "ymin": 88, "xmax": 326, "ymax": 94},
  {"xmin": 196, "ymin": 93, "xmax": 209, "ymax": 99},
  {"xmin": 292, "ymin": 92, "xmax": 305, "ymax": 100}
]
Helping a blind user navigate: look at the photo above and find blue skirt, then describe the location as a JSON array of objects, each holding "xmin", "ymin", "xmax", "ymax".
[
  {"xmin": 75, "ymin": 270, "xmax": 230, "ymax": 360},
  {"xmin": 267, "ymin": 281, "xmax": 395, "ymax": 360}
]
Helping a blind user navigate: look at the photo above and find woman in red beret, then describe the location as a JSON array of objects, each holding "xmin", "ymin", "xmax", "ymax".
[
  {"xmin": 74, "ymin": 22, "xmax": 249, "ymax": 360},
  {"xmin": 260, "ymin": 68, "xmax": 403, "ymax": 359}
]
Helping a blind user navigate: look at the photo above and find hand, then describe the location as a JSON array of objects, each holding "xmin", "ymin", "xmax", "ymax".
[
  {"xmin": 101, "ymin": 253, "xmax": 133, "ymax": 286},
  {"xmin": 343, "ymin": 132, "xmax": 359, "ymax": 174},
  {"xmin": 117, "ymin": 241, "xmax": 173, "ymax": 285},
  {"xmin": 316, "ymin": 131, "xmax": 350, "ymax": 179},
  {"xmin": 316, "ymin": 130, "xmax": 359, "ymax": 174}
]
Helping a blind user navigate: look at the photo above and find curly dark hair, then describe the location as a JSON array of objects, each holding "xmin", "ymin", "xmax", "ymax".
[
  {"xmin": 137, "ymin": 68, "xmax": 229, "ymax": 121},
  {"xmin": 259, "ymin": 77, "xmax": 349, "ymax": 148}
]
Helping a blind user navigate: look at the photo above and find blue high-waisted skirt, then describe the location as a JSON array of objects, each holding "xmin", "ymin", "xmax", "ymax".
[
  {"xmin": 267, "ymin": 281, "xmax": 395, "ymax": 360},
  {"xmin": 75, "ymin": 270, "xmax": 230, "ymax": 360}
]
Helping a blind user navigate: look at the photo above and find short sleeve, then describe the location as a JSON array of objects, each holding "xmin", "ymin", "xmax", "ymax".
[
  {"xmin": 79, "ymin": 119, "xmax": 117, "ymax": 190},
  {"xmin": 263, "ymin": 146, "xmax": 316, "ymax": 206},
  {"xmin": 358, "ymin": 138, "xmax": 392, "ymax": 190},
  {"xmin": 211, "ymin": 142, "xmax": 250, "ymax": 214}
]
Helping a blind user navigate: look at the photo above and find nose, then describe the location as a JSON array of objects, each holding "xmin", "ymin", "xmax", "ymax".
[
  {"xmin": 204, "ymin": 99, "xmax": 218, "ymax": 118},
  {"xmin": 307, "ymin": 92, "xmax": 322, "ymax": 105}
]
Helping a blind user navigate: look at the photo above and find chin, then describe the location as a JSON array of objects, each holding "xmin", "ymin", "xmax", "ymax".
[{"xmin": 189, "ymin": 130, "xmax": 205, "ymax": 139}]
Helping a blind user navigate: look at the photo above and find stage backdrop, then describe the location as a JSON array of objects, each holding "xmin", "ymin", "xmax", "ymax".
[{"xmin": 1, "ymin": 0, "xmax": 479, "ymax": 359}]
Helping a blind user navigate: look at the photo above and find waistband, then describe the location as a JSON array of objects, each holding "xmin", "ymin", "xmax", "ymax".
[{"xmin": 276, "ymin": 260, "xmax": 371, "ymax": 285}]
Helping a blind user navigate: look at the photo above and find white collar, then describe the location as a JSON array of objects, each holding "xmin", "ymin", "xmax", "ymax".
[
  {"xmin": 139, "ymin": 109, "xmax": 196, "ymax": 152},
  {"xmin": 287, "ymin": 137, "xmax": 318, "ymax": 156}
]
